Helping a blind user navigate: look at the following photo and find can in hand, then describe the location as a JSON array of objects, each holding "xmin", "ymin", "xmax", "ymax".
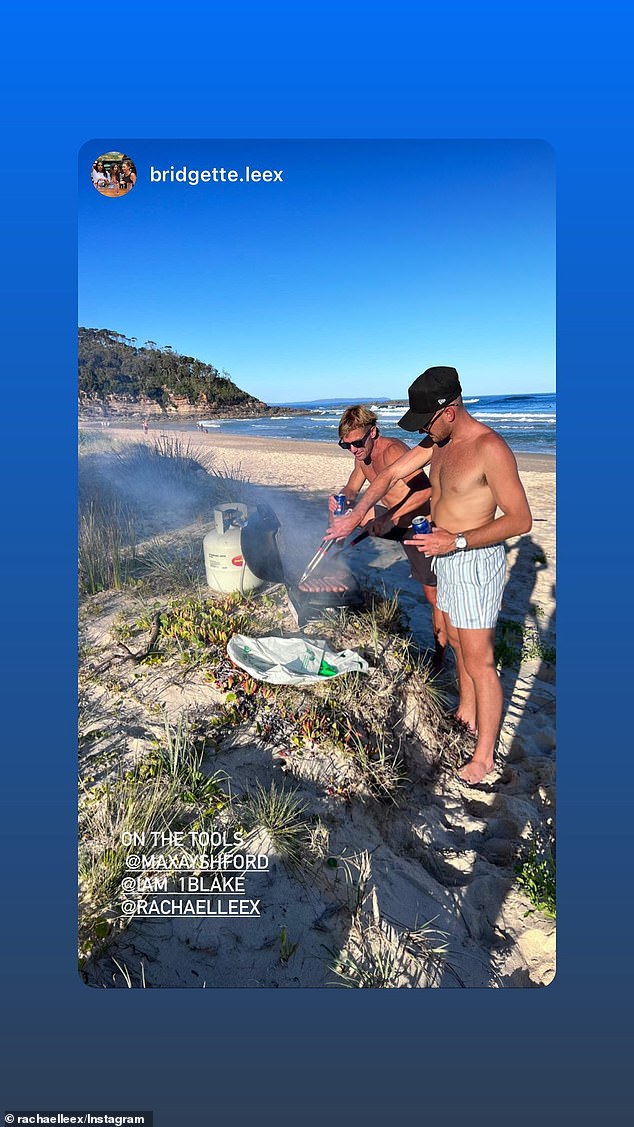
[
  {"xmin": 411, "ymin": 515, "xmax": 431, "ymax": 535},
  {"xmin": 333, "ymin": 494, "xmax": 348, "ymax": 517}
]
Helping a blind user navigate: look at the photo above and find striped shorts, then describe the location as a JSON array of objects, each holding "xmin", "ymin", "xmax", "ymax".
[{"xmin": 435, "ymin": 544, "xmax": 506, "ymax": 629}]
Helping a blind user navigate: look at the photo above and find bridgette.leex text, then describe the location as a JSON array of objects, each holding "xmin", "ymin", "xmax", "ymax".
[{"xmin": 150, "ymin": 165, "xmax": 283, "ymax": 185}]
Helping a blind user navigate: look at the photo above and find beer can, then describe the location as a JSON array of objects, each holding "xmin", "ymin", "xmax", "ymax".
[
  {"xmin": 411, "ymin": 515, "xmax": 431, "ymax": 535},
  {"xmin": 333, "ymin": 494, "xmax": 347, "ymax": 516}
]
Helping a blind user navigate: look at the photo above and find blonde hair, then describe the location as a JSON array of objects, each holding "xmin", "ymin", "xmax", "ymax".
[{"xmin": 338, "ymin": 404, "xmax": 378, "ymax": 438}]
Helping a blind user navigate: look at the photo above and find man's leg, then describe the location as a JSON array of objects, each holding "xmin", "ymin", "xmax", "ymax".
[
  {"xmin": 443, "ymin": 611, "xmax": 476, "ymax": 732},
  {"xmin": 454, "ymin": 626, "xmax": 502, "ymax": 783},
  {"xmin": 423, "ymin": 584, "xmax": 447, "ymax": 672},
  {"xmin": 402, "ymin": 538, "xmax": 446, "ymax": 671}
]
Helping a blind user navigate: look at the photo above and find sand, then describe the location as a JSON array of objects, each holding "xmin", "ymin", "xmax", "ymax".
[
  {"xmin": 96, "ymin": 420, "xmax": 556, "ymax": 636},
  {"xmin": 79, "ymin": 422, "xmax": 556, "ymax": 988}
]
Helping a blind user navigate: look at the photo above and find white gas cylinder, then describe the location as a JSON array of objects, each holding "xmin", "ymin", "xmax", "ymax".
[{"xmin": 203, "ymin": 504, "xmax": 263, "ymax": 595}]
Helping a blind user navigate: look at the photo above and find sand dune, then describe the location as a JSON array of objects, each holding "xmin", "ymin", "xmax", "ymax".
[{"xmin": 78, "ymin": 423, "xmax": 555, "ymax": 988}]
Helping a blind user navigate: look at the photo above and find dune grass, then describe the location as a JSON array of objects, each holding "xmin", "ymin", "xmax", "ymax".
[
  {"xmin": 113, "ymin": 433, "xmax": 214, "ymax": 486},
  {"xmin": 327, "ymin": 916, "xmax": 448, "ymax": 988},
  {"xmin": 78, "ymin": 433, "xmax": 253, "ymax": 595},
  {"xmin": 78, "ymin": 767, "xmax": 181, "ymax": 961},
  {"xmin": 78, "ymin": 500, "xmax": 138, "ymax": 594},
  {"xmin": 242, "ymin": 780, "xmax": 310, "ymax": 866}
]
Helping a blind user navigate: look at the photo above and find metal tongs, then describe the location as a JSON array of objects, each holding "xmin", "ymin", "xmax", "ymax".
[
  {"xmin": 298, "ymin": 537, "xmax": 335, "ymax": 585},
  {"xmin": 297, "ymin": 527, "xmax": 371, "ymax": 586}
]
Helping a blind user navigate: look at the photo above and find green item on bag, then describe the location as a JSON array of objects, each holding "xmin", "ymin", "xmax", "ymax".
[{"xmin": 226, "ymin": 634, "xmax": 369, "ymax": 685}]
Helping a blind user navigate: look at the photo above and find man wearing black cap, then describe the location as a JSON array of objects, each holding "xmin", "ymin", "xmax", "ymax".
[
  {"xmin": 328, "ymin": 403, "xmax": 447, "ymax": 671},
  {"xmin": 325, "ymin": 366, "xmax": 532, "ymax": 785}
]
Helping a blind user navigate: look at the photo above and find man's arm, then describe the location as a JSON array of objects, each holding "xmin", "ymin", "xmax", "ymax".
[
  {"xmin": 465, "ymin": 438, "xmax": 532, "ymax": 546},
  {"xmin": 325, "ymin": 439, "xmax": 434, "ymax": 539},
  {"xmin": 378, "ymin": 444, "xmax": 432, "ymax": 524},
  {"xmin": 339, "ymin": 461, "xmax": 366, "ymax": 504},
  {"xmin": 327, "ymin": 461, "xmax": 366, "ymax": 516},
  {"xmin": 405, "ymin": 436, "xmax": 532, "ymax": 555}
]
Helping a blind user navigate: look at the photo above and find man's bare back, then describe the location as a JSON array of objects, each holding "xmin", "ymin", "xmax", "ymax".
[{"xmin": 361, "ymin": 435, "xmax": 431, "ymax": 527}]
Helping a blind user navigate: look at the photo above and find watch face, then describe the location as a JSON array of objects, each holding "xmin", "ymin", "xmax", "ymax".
[{"xmin": 456, "ymin": 534, "xmax": 467, "ymax": 549}]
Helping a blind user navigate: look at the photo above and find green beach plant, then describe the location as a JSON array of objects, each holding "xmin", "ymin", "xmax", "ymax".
[
  {"xmin": 78, "ymin": 767, "xmax": 182, "ymax": 961},
  {"xmin": 114, "ymin": 434, "xmax": 214, "ymax": 486},
  {"xmin": 327, "ymin": 916, "xmax": 448, "ymax": 988},
  {"xmin": 242, "ymin": 780, "xmax": 310, "ymax": 866},
  {"xmin": 109, "ymin": 434, "xmax": 253, "ymax": 510},
  {"xmin": 106, "ymin": 713, "xmax": 227, "ymax": 816},
  {"xmin": 515, "ymin": 842, "xmax": 556, "ymax": 918},
  {"xmin": 78, "ymin": 500, "xmax": 137, "ymax": 594},
  {"xmin": 139, "ymin": 538, "xmax": 202, "ymax": 592},
  {"xmin": 495, "ymin": 617, "xmax": 556, "ymax": 668},
  {"xmin": 278, "ymin": 927, "xmax": 298, "ymax": 965},
  {"xmin": 159, "ymin": 715, "xmax": 205, "ymax": 779},
  {"xmin": 327, "ymin": 849, "xmax": 372, "ymax": 915},
  {"xmin": 203, "ymin": 456, "xmax": 252, "ymax": 505},
  {"xmin": 353, "ymin": 735, "xmax": 406, "ymax": 804}
]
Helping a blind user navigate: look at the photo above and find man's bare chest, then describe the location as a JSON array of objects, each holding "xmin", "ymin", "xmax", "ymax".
[{"xmin": 430, "ymin": 444, "xmax": 488, "ymax": 497}]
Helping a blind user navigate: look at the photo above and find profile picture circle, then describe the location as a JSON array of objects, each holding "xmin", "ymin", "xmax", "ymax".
[{"xmin": 91, "ymin": 151, "xmax": 137, "ymax": 197}]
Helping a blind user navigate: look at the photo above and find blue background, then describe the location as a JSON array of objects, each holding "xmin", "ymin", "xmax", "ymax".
[{"xmin": 2, "ymin": 2, "xmax": 631, "ymax": 1123}]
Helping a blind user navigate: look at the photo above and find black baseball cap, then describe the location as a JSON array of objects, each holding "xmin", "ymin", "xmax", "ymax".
[{"xmin": 398, "ymin": 366, "xmax": 463, "ymax": 431}]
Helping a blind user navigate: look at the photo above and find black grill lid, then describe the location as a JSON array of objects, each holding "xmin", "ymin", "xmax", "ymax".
[
  {"xmin": 242, "ymin": 502, "xmax": 362, "ymax": 601},
  {"xmin": 240, "ymin": 504, "xmax": 286, "ymax": 583}
]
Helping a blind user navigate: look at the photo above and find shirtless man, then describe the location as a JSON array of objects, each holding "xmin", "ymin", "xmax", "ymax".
[
  {"xmin": 325, "ymin": 367, "xmax": 532, "ymax": 784},
  {"xmin": 330, "ymin": 405, "xmax": 447, "ymax": 669}
]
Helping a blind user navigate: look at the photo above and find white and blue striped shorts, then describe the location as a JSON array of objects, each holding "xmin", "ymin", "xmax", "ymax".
[{"xmin": 435, "ymin": 544, "xmax": 506, "ymax": 629}]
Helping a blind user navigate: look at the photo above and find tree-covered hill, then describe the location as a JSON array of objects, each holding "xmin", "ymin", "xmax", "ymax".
[{"xmin": 78, "ymin": 328, "xmax": 266, "ymax": 413}]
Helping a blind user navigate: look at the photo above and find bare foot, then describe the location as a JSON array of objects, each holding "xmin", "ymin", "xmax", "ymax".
[{"xmin": 457, "ymin": 756, "xmax": 494, "ymax": 785}]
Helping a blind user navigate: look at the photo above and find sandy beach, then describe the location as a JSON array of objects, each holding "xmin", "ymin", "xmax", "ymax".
[
  {"xmin": 87, "ymin": 420, "xmax": 555, "ymax": 637},
  {"xmin": 78, "ymin": 422, "xmax": 555, "ymax": 987}
]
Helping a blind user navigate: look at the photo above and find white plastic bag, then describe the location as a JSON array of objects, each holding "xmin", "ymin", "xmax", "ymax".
[{"xmin": 227, "ymin": 634, "xmax": 369, "ymax": 685}]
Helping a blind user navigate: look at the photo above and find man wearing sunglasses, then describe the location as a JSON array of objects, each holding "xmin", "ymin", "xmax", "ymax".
[
  {"xmin": 325, "ymin": 367, "xmax": 532, "ymax": 785},
  {"xmin": 329, "ymin": 404, "xmax": 447, "ymax": 671}
]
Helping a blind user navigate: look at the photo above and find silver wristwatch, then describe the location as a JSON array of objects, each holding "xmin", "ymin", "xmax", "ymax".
[{"xmin": 455, "ymin": 533, "xmax": 468, "ymax": 550}]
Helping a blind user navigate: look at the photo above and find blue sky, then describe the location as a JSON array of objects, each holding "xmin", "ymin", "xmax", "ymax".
[{"xmin": 79, "ymin": 140, "xmax": 554, "ymax": 402}]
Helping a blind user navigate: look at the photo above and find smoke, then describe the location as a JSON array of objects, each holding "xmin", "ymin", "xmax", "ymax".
[
  {"xmin": 242, "ymin": 483, "xmax": 335, "ymax": 583},
  {"xmin": 79, "ymin": 434, "xmax": 244, "ymax": 538},
  {"xmin": 78, "ymin": 432, "xmax": 335, "ymax": 584}
]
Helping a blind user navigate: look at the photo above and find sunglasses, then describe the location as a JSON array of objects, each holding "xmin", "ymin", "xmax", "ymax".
[
  {"xmin": 338, "ymin": 427, "xmax": 373, "ymax": 450},
  {"xmin": 421, "ymin": 400, "xmax": 458, "ymax": 433}
]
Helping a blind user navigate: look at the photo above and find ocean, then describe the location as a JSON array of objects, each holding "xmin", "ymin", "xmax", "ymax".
[{"xmin": 200, "ymin": 392, "xmax": 556, "ymax": 455}]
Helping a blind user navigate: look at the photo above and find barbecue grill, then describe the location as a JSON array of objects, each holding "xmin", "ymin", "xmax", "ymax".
[{"xmin": 240, "ymin": 504, "xmax": 364, "ymax": 626}]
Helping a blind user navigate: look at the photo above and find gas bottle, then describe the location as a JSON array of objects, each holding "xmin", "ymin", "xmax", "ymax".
[{"xmin": 203, "ymin": 504, "xmax": 263, "ymax": 595}]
